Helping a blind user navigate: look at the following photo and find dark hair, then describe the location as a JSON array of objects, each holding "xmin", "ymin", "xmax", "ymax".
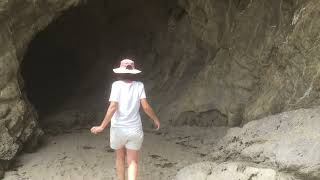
[{"xmin": 116, "ymin": 73, "xmax": 138, "ymax": 81}]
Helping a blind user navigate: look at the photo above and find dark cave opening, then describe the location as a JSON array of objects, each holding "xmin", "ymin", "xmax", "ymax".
[
  {"xmin": 21, "ymin": 1, "xmax": 110, "ymax": 117},
  {"xmin": 20, "ymin": 0, "xmax": 168, "ymax": 129}
]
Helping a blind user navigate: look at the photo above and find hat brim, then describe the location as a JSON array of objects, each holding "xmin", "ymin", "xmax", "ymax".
[{"xmin": 113, "ymin": 68, "xmax": 141, "ymax": 74}]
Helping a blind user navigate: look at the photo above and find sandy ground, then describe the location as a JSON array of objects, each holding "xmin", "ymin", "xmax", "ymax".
[{"xmin": 3, "ymin": 126, "xmax": 227, "ymax": 180}]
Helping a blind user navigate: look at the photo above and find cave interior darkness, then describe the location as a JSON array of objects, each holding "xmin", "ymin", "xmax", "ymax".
[{"xmin": 21, "ymin": 0, "xmax": 168, "ymax": 129}]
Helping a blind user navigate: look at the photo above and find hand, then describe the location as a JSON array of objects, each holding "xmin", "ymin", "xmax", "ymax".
[
  {"xmin": 153, "ymin": 119, "xmax": 160, "ymax": 130},
  {"xmin": 90, "ymin": 126, "xmax": 104, "ymax": 134}
]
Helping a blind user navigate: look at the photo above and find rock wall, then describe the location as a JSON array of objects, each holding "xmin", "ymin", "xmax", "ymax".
[
  {"xmin": 0, "ymin": 0, "xmax": 82, "ymax": 176},
  {"xmin": 148, "ymin": 0, "xmax": 320, "ymax": 127},
  {"xmin": 176, "ymin": 161, "xmax": 297, "ymax": 180},
  {"xmin": 176, "ymin": 106, "xmax": 320, "ymax": 180}
]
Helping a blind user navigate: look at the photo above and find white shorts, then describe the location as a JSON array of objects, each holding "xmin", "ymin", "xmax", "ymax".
[{"xmin": 110, "ymin": 127, "xmax": 144, "ymax": 150}]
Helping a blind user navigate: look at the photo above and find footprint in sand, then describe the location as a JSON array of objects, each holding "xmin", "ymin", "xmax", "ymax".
[
  {"xmin": 154, "ymin": 162, "xmax": 177, "ymax": 168},
  {"xmin": 149, "ymin": 154, "xmax": 161, "ymax": 159},
  {"xmin": 149, "ymin": 154, "xmax": 177, "ymax": 168},
  {"xmin": 59, "ymin": 156, "xmax": 68, "ymax": 161},
  {"xmin": 82, "ymin": 145, "xmax": 95, "ymax": 150}
]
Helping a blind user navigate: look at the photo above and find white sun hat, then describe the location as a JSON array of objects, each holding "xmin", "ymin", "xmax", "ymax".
[{"xmin": 113, "ymin": 59, "xmax": 141, "ymax": 74}]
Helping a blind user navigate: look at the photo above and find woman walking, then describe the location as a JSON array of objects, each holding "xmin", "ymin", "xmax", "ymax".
[{"xmin": 91, "ymin": 59, "xmax": 160, "ymax": 180}]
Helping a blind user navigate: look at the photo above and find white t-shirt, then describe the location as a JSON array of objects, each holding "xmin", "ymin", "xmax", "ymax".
[{"xmin": 109, "ymin": 80, "xmax": 146, "ymax": 128}]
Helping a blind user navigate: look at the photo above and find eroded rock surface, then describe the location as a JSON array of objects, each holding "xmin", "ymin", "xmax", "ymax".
[
  {"xmin": 149, "ymin": 0, "xmax": 320, "ymax": 127},
  {"xmin": 176, "ymin": 107, "xmax": 320, "ymax": 180},
  {"xmin": 176, "ymin": 162, "xmax": 297, "ymax": 180},
  {"xmin": 0, "ymin": 0, "xmax": 82, "ymax": 174},
  {"xmin": 211, "ymin": 107, "xmax": 320, "ymax": 179}
]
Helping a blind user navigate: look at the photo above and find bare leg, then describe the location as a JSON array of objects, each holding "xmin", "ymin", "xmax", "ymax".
[
  {"xmin": 126, "ymin": 149, "xmax": 139, "ymax": 180},
  {"xmin": 115, "ymin": 147, "xmax": 126, "ymax": 180}
]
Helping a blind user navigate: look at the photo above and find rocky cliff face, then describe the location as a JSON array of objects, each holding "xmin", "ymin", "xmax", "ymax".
[
  {"xmin": 1, "ymin": 0, "xmax": 320, "ymax": 178},
  {"xmin": 0, "ymin": 0, "xmax": 82, "ymax": 176},
  {"xmin": 152, "ymin": 0, "xmax": 320, "ymax": 127},
  {"xmin": 176, "ymin": 107, "xmax": 320, "ymax": 180}
]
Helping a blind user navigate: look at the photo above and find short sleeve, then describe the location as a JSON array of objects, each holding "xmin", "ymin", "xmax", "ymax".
[
  {"xmin": 140, "ymin": 83, "xmax": 146, "ymax": 99},
  {"xmin": 109, "ymin": 82, "xmax": 120, "ymax": 102}
]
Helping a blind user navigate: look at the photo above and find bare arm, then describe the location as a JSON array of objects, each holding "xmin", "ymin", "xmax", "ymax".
[
  {"xmin": 141, "ymin": 98, "xmax": 160, "ymax": 130},
  {"xmin": 91, "ymin": 101, "xmax": 118, "ymax": 134}
]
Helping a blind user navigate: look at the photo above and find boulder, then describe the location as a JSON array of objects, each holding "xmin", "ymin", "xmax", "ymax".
[
  {"xmin": 211, "ymin": 107, "xmax": 320, "ymax": 179},
  {"xmin": 176, "ymin": 162, "xmax": 297, "ymax": 180}
]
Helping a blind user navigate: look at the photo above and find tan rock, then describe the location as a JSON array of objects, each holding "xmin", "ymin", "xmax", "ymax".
[{"xmin": 176, "ymin": 162, "xmax": 297, "ymax": 180}]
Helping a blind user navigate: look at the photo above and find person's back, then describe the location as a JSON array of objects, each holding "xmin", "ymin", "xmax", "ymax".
[{"xmin": 110, "ymin": 80, "xmax": 146, "ymax": 129}]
